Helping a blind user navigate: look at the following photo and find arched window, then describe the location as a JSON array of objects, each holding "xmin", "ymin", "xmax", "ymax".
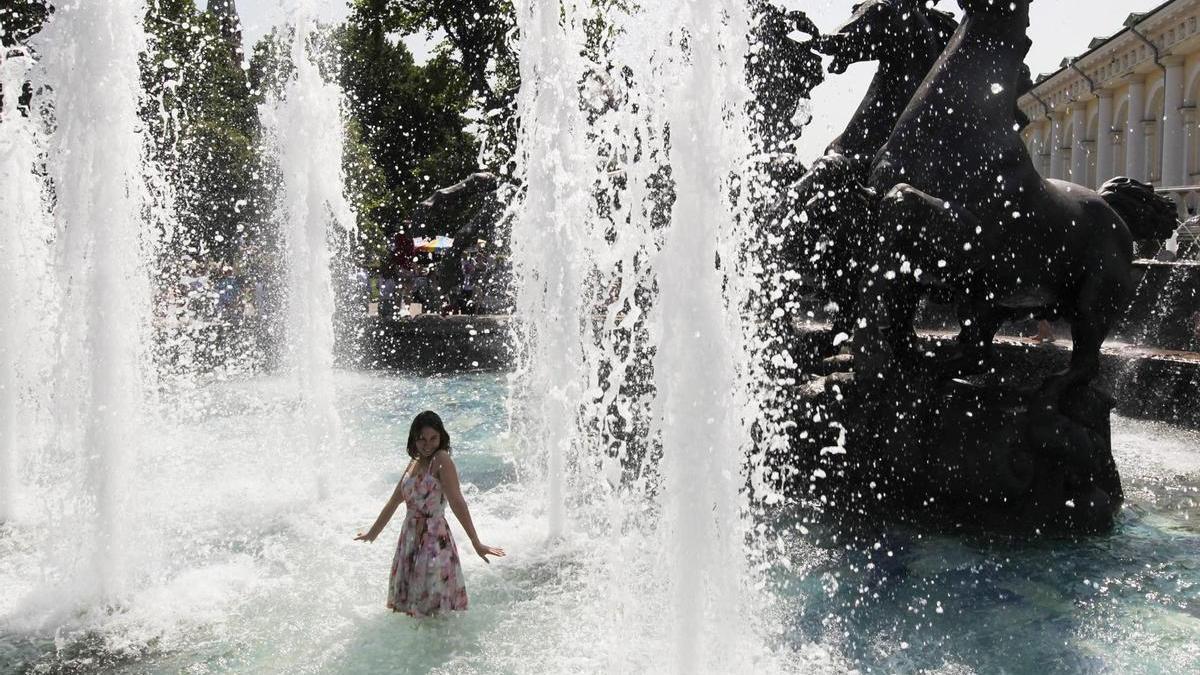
[
  {"xmin": 1039, "ymin": 125, "xmax": 1052, "ymax": 178},
  {"xmin": 1023, "ymin": 125, "xmax": 1038, "ymax": 160},
  {"xmin": 1062, "ymin": 118, "xmax": 1076, "ymax": 182},
  {"xmin": 1086, "ymin": 109, "xmax": 1100, "ymax": 188},
  {"xmin": 1023, "ymin": 122, "xmax": 1051, "ymax": 178},
  {"xmin": 1147, "ymin": 87, "xmax": 1166, "ymax": 184},
  {"xmin": 1113, "ymin": 97, "xmax": 1129, "ymax": 179},
  {"xmin": 1186, "ymin": 70, "xmax": 1200, "ymax": 182}
]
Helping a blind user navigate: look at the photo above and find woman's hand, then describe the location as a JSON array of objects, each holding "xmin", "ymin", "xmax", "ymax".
[
  {"xmin": 472, "ymin": 541, "xmax": 505, "ymax": 563},
  {"xmin": 355, "ymin": 531, "xmax": 377, "ymax": 543}
]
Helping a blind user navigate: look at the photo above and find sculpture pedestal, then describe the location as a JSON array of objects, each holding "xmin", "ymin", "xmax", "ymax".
[
  {"xmin": 785, "ymin": 337, "xmax": 1124, "ymax": 535},
  {"xmin": 921, "ymin": 381, "xmax": 1122, "ymax": 534}
]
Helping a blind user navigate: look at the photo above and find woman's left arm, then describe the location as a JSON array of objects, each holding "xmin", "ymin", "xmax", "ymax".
[{"xmin": 435, "ymin": 452, "xmax": 505, "ymax": 563}]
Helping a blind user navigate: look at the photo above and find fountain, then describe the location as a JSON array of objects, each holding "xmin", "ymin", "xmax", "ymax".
[
  {"xmin": 30, "ymin": 0, "xmax": 155, "ymax": 601},
  {"xmin": 509, "ymin": 0, "xmax": 592, "ymax": 537},
  {"xmin": 261, "ymin": 0, "xmax": 355, "ymax": 499},
  {"xmin": 0, "ymin": 48, "xmax": 52, "ymax": 525},
  {"xmin": 1, "ymin": 0, "xmax": 1199, "ymax": 673}
]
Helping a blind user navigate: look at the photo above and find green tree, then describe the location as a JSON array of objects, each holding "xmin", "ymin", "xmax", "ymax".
[
  {"xmin": 0, "ymin": 0, "xmax": 50, "ymax": 50},
  {"xmin": 351, "ymin": 0, "xmax": 517, "ymax": 175},
  {"xmin": 0, "ymin": 0, "xmax": 52, "ymax": 113},
  {"xmin": 330, "ymin": 1, "xmax": 484, "ymax": 272},
  {"xmin": 385, "ymin": 0, "xmax": 515, "ymax": 113},
  {"xmin": 245, "ymin": 2, "xmax": 504, "ymax": 275},
  {"xmin": 142, "ymin": 0, "xmax": 267, "ymax": 269}
]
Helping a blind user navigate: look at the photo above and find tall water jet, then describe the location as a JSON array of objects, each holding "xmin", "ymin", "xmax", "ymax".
[
  {"xmin": 510, "ymin": 0, "xmax": 593, "ymax": 537},
  {"xmin": 0, "ymin": 50, "xmax": 52, "ymax": 523},
  {"xmin": 651, "ymin": 1, "xmax": 756, "ymax": 668},
  {"xmin": 511, "ymin": 0, "xmax": 773, "ymax": 668},
  {"xmin": 34, "ymin": 0, "xmax": 153, "ymax": 600},
  {"xmin": 263, "ymin": 0, "xmax": 354, "ymax": 498}
]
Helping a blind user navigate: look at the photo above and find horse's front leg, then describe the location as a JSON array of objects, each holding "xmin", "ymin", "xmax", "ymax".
[
  {"xmin": 795, "ymin": 155, "xmax": 875, "ymax": 337},
  {"xmin": 853, "ymin": 183, "xmax": 960, "ymax": 377},
  {"xmin": 880, "ymin": 183, "xmax": 983, "ymax": 278},
  {"xmin": 1032, "ymin": 319, "xmax": 1104, "ymax": 410},
  {"xmin": 879, "ymin": 184, "xmax": 986, "ymax": 359},
  {"xmin": 1034, "ymin": 279, "xmax": 1115, "ymax": 408},
  {"xmin": 1032, "ymin": 261, "xmax": 1123, "ymax": 408},
  {"xmin": 941, "ymin": 303, "xmax": 1005, "ymax": 378}
]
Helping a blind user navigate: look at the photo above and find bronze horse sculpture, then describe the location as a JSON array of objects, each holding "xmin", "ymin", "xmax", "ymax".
[
  {"xmin": 860, "ymin": 0, "xmax": 1177, "ymax": 405},
  {"xmin": 747, "ymin": 2, "xmax": 823, "ymax": 157},
  {"xmin": 815, "ymin": 0, "xmax": 958, "ymax": 167},
  {"xmin": 789, "ymin": 0, "xmax": 957, "ymax": 335}
]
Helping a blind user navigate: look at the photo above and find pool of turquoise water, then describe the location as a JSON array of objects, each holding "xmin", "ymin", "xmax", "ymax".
[{"xmin": 0, "ymin": 371, "xmax": 1196, "ymax": 674}]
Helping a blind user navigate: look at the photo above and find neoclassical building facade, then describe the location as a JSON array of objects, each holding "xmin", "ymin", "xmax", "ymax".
[{"xmin": 1018, "ymin": 0, "xmax": 1200, "ymax": 249}]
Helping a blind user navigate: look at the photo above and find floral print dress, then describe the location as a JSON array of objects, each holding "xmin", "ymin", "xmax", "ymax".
[{"xmin": 387, "ymin": 466, "xmax": 468, "ymax": 616}]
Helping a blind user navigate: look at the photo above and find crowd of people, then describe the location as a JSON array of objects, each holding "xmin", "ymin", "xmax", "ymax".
[
  {"xmin": 366, "ymin": 231, "xmax": 506, "ymax": 319},
  {"xmin": 157, "ymin": 260, "xmax": 277, "ymax": 327},
  {"xmin": 151, "ymin": 228, "xmax": 509, "ymax": 334}
]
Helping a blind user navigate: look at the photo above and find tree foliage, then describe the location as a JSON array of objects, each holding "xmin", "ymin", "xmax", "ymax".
[
  {"xmin": 7, "ymin": 1, "xmax": 504, "ymax": 279},
  {"xmin": 0, "ymin": 0, "xmax": 52, "ymax": 112},
  {"xmin": 0, "ymin": 0, "xmax": 51, "ymax": 50},
  {"xmin": 372, "ymin": 0, "xmax": 519, "ymax": 175},
  {"xmin": 142, "ymin": 0, "xmax": 267, "ymax": 270},
  {"xmin": 377, "ymin": 0, "xmax": 514, "ymax": 110},
  {"xmin": 333, "ymin": 1, "xmax": 485, "ymax": 269}
]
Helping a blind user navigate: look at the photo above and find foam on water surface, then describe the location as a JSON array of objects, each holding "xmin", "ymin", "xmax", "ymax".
[
  {"xmin": 1, "ymin": 372, "xmax": 832, "ymax": 673},
  {"xmin": 0, "ymin": 372, "xmax": 1197, "ymax": 673}
]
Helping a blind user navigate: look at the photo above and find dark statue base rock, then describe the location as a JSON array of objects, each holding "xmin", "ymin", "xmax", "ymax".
[
  {"xmin": 781, "ymin": 329, "xmax": 1126, "ymax": 536},
  {"xmin": 923, "ymin": 381, "xmax": 1122, "ymax": 535}
]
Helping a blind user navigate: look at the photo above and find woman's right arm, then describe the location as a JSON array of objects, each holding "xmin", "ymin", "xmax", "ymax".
[{"xmin": 355, "ymin": 479, "xmax": 405, "ymax": 543}]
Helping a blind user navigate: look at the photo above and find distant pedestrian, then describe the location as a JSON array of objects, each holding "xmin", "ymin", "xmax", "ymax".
[
  {"xmin": 379, "ymin": 276, "xmax": 397, "ymax": 319},
  {"xmin": 215, "ymin": 265, "xmax": 242, "ymax": 322},
  {"xmin": 457, "ymin": 251, "xmax": 478, "ymax": 314},
  {"xmin": 1034, "ymin": 319, "xmax": 1056, "ymax": 344}
]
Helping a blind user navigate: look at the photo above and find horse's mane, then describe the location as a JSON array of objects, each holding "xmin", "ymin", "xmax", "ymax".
[
  {"xmin": 923, "ymin": 8, "xmax": 960, "ymax": 44},
  {"xmin": 1099, "ymin": 177, "xmax": 1180, "ymax": 241}
]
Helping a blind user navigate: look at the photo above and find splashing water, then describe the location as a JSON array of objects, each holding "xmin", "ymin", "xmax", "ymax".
[
  {"xmin": 508, "ymin": 0, "xmax": 591, "ymax": 539},
  {"xmin": 0, "ymin": 49, "xmax": 54, "ymax": 525},
  {"xmin": 31, "ymin": 0, "xmax": 154, "ymax": 603},
  {"xmin": 652, "ymin": 1, "xmax": 756, "ymax": 666},
  {"xmin": 261, "ymin": 0, "xmax": 355, "ymax": 500},
  {"xmin": 508, "ymin": 0, "xmax": 819, "ymax": 670},
  {"xmin": 3, "ymin": 2, "xmax": 1199, "ymax": 674}
]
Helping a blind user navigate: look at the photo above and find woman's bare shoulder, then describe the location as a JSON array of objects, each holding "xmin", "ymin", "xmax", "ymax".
[{"xmin": 430, "ymin": 449, "xmax": 455, "ymax": 470}]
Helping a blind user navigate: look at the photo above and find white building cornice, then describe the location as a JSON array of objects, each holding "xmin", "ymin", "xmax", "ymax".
[{"xmin": 1019, "ymin": 0, "xmax": 1200, "ymax": 121}]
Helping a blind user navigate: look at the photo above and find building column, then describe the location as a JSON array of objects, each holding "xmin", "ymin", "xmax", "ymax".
[
  {"xmin": 1184, "ymin": 107, "xmax": 1198, "ymax": 184},
  {"xmin": 1144, "ymin": 119, "xmax": 1160, "ymax": 182},
  {"xmin": 1096, "ymin": 89, "xmax": 1115, "ymax": 185},
  {"xmin": 1050, "ymin": 113, "xmax": 1066, "ymax": 179},
  {"xmin": 1162, "ymin": 56, "xmax": 1186, "ymax": 187},
  {"xmin": 1126, "ymin": 77, "xmax": 1147, "ymax": 181},
  {"xmin": 1113, "ymin": 128, "xmax": 1126, "ymax": 178},
  {"xmin": 1071, "ymin": 104, "xmax": 1089, "ymax": 184}
]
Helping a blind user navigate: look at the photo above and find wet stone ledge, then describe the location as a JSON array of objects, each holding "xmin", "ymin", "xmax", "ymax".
[
  {"xmin": 790, "ymin": 324, "xmax": 1200, "ymax": 431},
  {"xmin": 338, "ymin": 315, "xmax": 514, "ymax": 374}
]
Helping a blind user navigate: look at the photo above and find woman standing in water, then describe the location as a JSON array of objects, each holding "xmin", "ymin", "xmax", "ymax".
[{"xmin": 356, "ymin": 411, "xmax": 505, "ymax": 616}]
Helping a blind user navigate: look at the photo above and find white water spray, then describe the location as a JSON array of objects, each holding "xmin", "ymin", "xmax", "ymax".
[
  {"xmin": 510, "ymin": 0, "xmax": 593, "ymax": 537},
  {"xmin": 33, "ymin": 0, "xmax": 153, "ymax": 601},
  {"xmin": 511, "ymin": 0, "xmax": 779, "ymax": 670},
  {"xmin": 263, "ymin": 1, "xmax": 354, "ymax": 498},
  {"xmin": 0, "ymin": 50, "xmax": 53, "ymax": 523},
  {"xmin": 653, "ymin": 1, "xmax": 757, "ymax": 668}
]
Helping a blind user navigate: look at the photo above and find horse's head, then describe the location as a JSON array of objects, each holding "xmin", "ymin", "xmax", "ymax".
[
  {"xmin": 816, "ymin": 0, "xmax": 945, "ymax": 74},
  {"xmin": 958, "ymin": 0, "xmax": 1032, "ymax": 18}
]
